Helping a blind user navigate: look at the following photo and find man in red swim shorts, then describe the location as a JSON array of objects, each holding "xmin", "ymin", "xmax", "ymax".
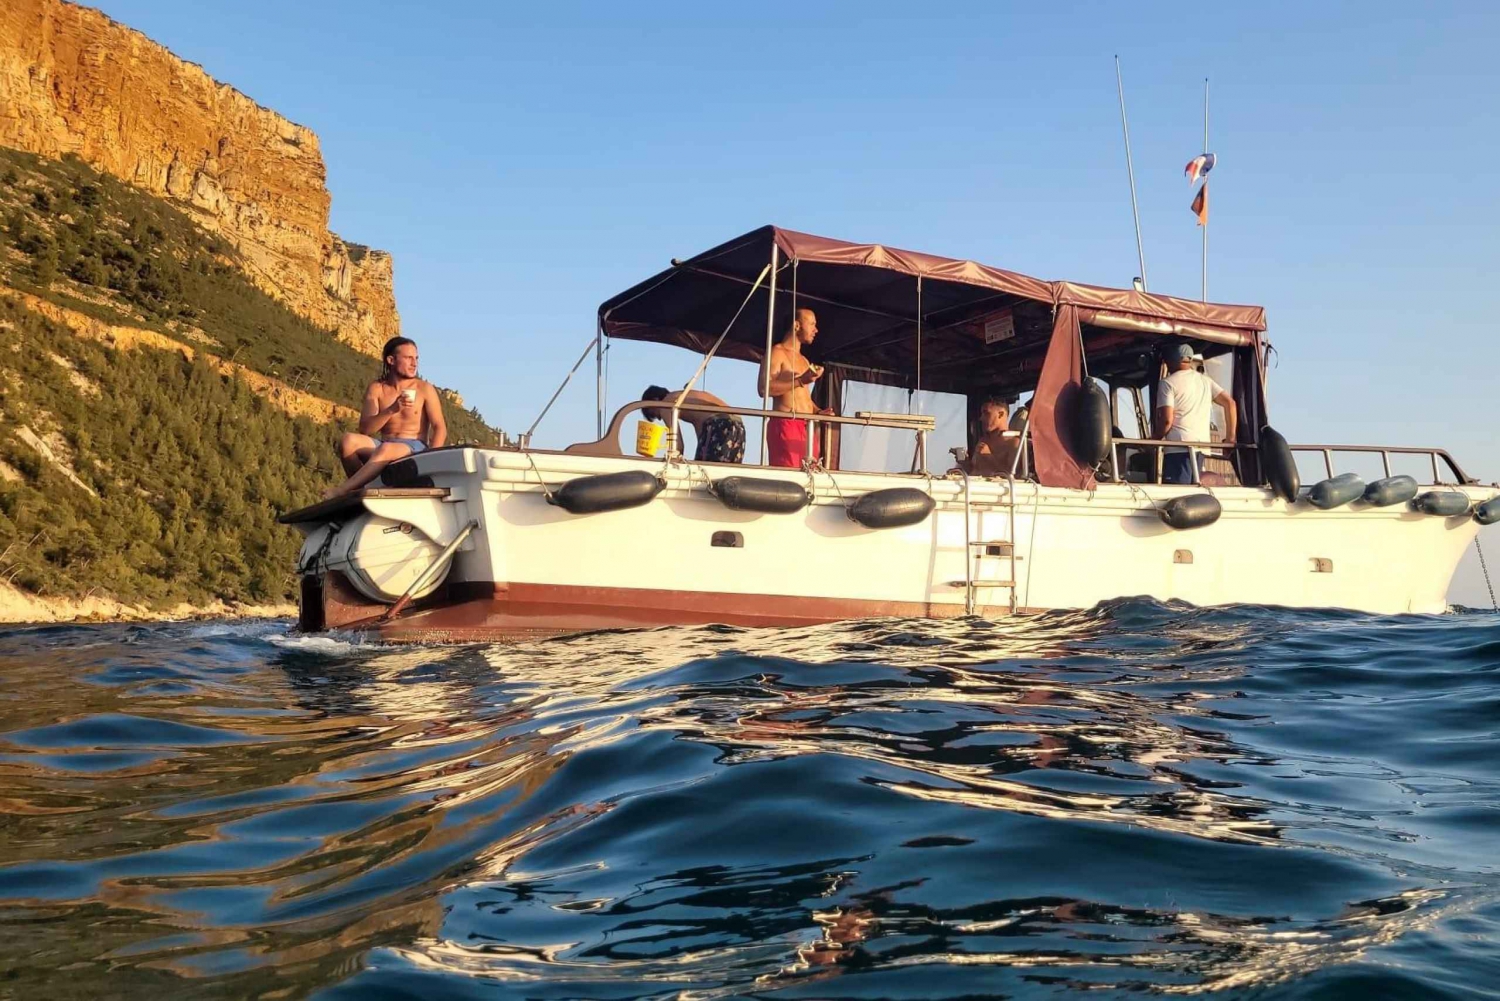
[{"xmin": 759, "ymin": 308, "xmax": 833, "ymax": 468}]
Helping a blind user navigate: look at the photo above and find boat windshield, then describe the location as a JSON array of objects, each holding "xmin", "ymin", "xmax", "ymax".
[{"xmin": 839, "ymin": 384, "xmax": 967, "ymax": 474}]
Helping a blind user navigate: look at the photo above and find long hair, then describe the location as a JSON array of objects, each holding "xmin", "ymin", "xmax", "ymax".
[{"xmin": 380, "ymin": 336, "xmax": 416, "ymax": 380}]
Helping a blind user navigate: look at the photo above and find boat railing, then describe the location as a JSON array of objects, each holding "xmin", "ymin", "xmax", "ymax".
[
  {"xmin": 563, "ymin": 400, "xmax": 937, "ymax": 471},
  {"xmin": 560, "ymin": 411, "xmax": 1472, "ymax": 487},
  {"xmin": 1106, "ymin": 436, "xmax": 1253, "ymax": 486},
  {"xmin": 1288, "ymin": 443, "xmax": 1472, "ymax": 485},
  {"xmin": 1106, "ymin": 437, "xmax": 1473, "ymax": 487}
]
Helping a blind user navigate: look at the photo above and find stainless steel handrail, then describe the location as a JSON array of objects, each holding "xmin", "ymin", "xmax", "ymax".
[
  {"xmin": 1108, "ymin": 436, "xmax": 1253, "ymax": 485},
  {"xmin": 1106, "ymin": 437, "xmax": 1472, "ymax": 486},
  {"xmin": 568, "ymin": 406, "xmax": 1474, "ymax": 485},
  {"xmin": 1285, "ymin": 443, "xmax": 1472, "ymax": 484},
  {"xmin": 564, "ymin": 400, "xmax": 936, "ymax": 467}
]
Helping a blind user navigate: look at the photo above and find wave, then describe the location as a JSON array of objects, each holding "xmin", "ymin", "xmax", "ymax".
[{"xmin": 0, "ymin": 598, "xmax": 1495, "ymax": 998}]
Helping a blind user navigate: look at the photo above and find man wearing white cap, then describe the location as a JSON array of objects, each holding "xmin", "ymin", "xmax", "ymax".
[{"xmin": 1154, "ymin": 342, "xmax": 1236, "ymax": 485}]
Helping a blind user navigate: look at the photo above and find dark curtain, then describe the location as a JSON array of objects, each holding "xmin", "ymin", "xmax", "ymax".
[
  {"xmin": 1232, "ymin": 336, "xmax": 1268, "ymax": 486},
  {"xmin": 1031, "ymin": 304, "xmax": 1096, "ymax": 490},
  {"xmin": 812, "ymin": 367, "xmax": 844, "ymax": 470}
]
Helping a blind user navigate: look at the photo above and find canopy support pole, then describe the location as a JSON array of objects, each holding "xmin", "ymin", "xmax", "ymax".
[
  {"xmin": 669, "ymin": 263, "xmax": 770, "ymax": 462},
  {"xmin": 909, "ymin": 276, "xmax": 923, "ymax": 471},
  {"xmin": 915, "ymin": 276, "xmax": 923, "ymax": 404},
  {"xmin": 759, "ymin": 242, "xmax": 779, "ymax": 465},
  {"xmin": 595, "ymin": 319, "xmax": 605, "ymax": 438},
  {"xmin": 527, "ymin": 332, "xmax": 601, "ymax": 442}
]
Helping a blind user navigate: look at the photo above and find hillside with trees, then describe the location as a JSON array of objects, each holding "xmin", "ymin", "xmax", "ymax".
[{"xmin": 0, "ymin": 146, "xmax": 500, "ymax": 611}]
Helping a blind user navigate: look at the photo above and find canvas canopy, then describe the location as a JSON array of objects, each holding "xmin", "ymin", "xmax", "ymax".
[
  {"xmin": 597, "ymin": 226, "xmax": 1270, "ymax": 489},
  {"xmin": 599, "ymin": 225, "xmax": 1265, "ymax": 397}
]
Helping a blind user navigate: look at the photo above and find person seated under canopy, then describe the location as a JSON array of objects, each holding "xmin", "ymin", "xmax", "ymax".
[
  {"xmin": 642, "ymin": 386, "xmax": 746, "ymax": 463},
  {"xmin": 959, "ymin": 396, "xmax": 1021, "ymax": 476}
]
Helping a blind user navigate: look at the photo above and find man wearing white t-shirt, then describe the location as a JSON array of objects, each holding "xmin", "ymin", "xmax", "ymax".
[{"xmin": 1154, "ymin": 343, "xmax": 1237, "ymax": 484}]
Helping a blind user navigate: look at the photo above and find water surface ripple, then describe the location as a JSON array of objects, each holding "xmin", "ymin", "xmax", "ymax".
[{"xmin": 1, "ymin": 600, "xmax": 1498, "ymax": 998}]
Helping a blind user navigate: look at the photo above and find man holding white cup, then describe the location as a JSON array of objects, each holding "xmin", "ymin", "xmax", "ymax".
[
  {"xmin": 759, "ymin": 307, "xmax": 833, "ymax": 468},
  {"xmin": 327, "ymin": 336, "xmax": 448, "ymax": 498}
]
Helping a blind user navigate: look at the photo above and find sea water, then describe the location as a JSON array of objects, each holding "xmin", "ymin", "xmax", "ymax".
[{"xmin": 1, "ymin": 602, "xmax": 1497, "ymax": 998}]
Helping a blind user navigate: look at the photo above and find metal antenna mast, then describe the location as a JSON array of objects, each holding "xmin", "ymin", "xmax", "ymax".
[
  {"xmin": 1202, "ymin": 77, "xmax": 1209, "ymax": 301},
  {"xmin": 1115, "ymin": 56, "xmax": 1148, "ymax": 291}
]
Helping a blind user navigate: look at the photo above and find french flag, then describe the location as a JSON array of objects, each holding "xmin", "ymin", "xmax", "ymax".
[{"xmin": 1185, "ymin": 152, "xmax": 1216, "ymax": 184}]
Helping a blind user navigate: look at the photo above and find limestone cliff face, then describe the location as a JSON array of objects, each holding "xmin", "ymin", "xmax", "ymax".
[{"xmin": 0, "ymin": 0, "xmax": 398, "ymax": 355}]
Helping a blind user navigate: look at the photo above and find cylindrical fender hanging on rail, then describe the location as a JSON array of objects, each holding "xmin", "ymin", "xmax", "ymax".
[
  {"xmin": 1363, "ymin": 475, "xmax": 1419, "ymax": 507},
  {"xmin": 548, "ymin": 470, "xmax": 664, "ymax": 514},
  {"xmin": 848, "ymin": 488, "xmax": 935, "ymax": 529},
  {"xmin": 1411, "ymin": 491, "xmax": 1471, "ymax": 517},
  {"xmin": 1074, "ymin": 381, "xmax": 1112, "ymax": 466},
  {"xmin": 1260, "ymin": 427, "xmax": 1299, "ymax": 502},
  {"xmin": 1475, "ymin": 497, "xmax": 1500, "ymax": 526},
  {"xmin": 1308, "ymin": 472, "xmax": 1365, "ymax": 510},
  {"xmin": 1159, "ymin": 493, "xmax": 1222, "ymax": 529},
  {"xmin": 710, "ymin": 477, "xmax": 812, "ymax": 514}
]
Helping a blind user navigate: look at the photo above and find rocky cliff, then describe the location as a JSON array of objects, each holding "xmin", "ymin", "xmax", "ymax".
[{"xmin": 0, "ymin": 0, "xmax": 397, "ymax": 355}]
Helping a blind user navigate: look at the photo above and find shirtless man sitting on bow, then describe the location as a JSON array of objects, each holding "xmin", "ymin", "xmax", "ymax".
[
  {"xmin": 325, "ymin": 336, "xmax": 447, "ymax": 499},
  {"xmin": 759, "ymin": 308, "xmax": 833, "ymax": 467}
]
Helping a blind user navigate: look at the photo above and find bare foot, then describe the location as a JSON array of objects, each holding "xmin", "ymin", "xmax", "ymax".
[{"xmin": 321, "ymin": 485, "xmax": 349, "ymax": 501}]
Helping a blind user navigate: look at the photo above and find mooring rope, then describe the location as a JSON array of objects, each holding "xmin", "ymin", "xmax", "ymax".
[{"xmin": 522, "ymin": 449, "xmax": 556, "ymax": 504}]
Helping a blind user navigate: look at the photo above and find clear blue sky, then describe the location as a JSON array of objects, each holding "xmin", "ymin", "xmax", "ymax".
[{"xmin": 92, "ymin": 0, "xmax": 1500, "ymax": 603}]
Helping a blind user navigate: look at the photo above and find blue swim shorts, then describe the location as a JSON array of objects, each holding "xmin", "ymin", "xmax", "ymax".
[{"xmin": 378, "ymin": 437, "xmax": 427, "ymax": 454}]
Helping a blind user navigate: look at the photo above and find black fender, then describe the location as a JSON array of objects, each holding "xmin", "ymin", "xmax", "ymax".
[
  {"xmin": 1363, "ymin": 475, "xmax": 1419, "ymax": 507},
  {"xmin": 710, "ymin": 477, "xmax": 811, "ymax": 514},
  {"xmin": 848, "ymin": 488, "xmax": 935, "ymax": 529},
  {"xmin": 1159, "ymin": 493, "xmax": 1222, "ymax": 530},
  {"xmin": 549, "ymin": 470, "xmax": 664, "ymax": 514},
  {"xmin": 1410, "ymin": 491, "xmax": 1471, "ymax": 517},
  {"xmin": 1074, "ymin": 380, "xmax": 1112, "ymax": 466},
  {"xmin": 1307, "ymin": 472, "xmax": 1365, "ymax": 510},
  {"xmin": 1261, "ymin": 427, "xmax": 1299, "ymax": 502}
]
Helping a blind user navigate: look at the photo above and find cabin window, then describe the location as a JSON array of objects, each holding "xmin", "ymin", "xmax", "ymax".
[
  {"xmin": 1203, "ymin": 353, "xmax": 1235, "ymax": 445},
  {"xmin": 838, "ymin": 382, "xmax": 967, "ymax": 474},
  {"xmin": 1113, "ymin": 387, "xmax": 1144, "ymax": 439}
]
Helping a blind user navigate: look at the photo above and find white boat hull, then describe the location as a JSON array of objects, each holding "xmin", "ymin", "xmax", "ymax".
[{"xmin": 292, "ymin": 447, "xmax": 1492, "ymax": 641}]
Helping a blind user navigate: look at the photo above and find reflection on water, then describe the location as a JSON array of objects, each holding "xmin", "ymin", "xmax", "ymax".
[{"xmin": 1, "ymin": 602, "xmax": 1498, "ymax": 998}]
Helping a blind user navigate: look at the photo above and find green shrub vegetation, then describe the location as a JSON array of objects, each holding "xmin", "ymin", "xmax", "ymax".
[
  {"xmin": 0, "ymin": 299, "xmax": 322, "ymax": 604},
  {"xmin": 0, "ymin": 146, "xmax": 498, "ymax": 444},
  {"xmin": 0, "ymin": 146, "xmax": 502, "ymax": 609}
]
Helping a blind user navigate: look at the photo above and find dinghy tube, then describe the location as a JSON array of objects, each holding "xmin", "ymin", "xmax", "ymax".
[
  {"xmin": 1308, "ymin": 472, "xmax": 1365, "ymax": 510},
  {"xmin": 548, "ymin": 470, "xmax": 664, "ymax": 514},
  {"xmin": 710, "ymin": 476, "xmax": 811, "ymax": 514},
  {"xmin": 1411, "ymin": 491, "xmax": 1471, "ymax": 517},
  {"xmin": 1475, "ymin": 497, "xmax": 1500, "ymax": 526},
  {"xmin": 1159, "ymin": 493, "xmax": 1222, "ymax": 530},
  {"xmin": 1363, "ymin": 475, "xmax": 1419, "ymax": 507},
  {"xmin": 1260, "ymin": 427, "xmax": 1299, "ymax": 502},
  {"xmin": 848, "ymin": 488, "xmax": 935, "ymax": 529}
]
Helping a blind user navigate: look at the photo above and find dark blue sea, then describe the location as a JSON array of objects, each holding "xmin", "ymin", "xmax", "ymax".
[{"xmin": 2, "ymin": 602, "xmax": 1498, "ymax": 999}]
